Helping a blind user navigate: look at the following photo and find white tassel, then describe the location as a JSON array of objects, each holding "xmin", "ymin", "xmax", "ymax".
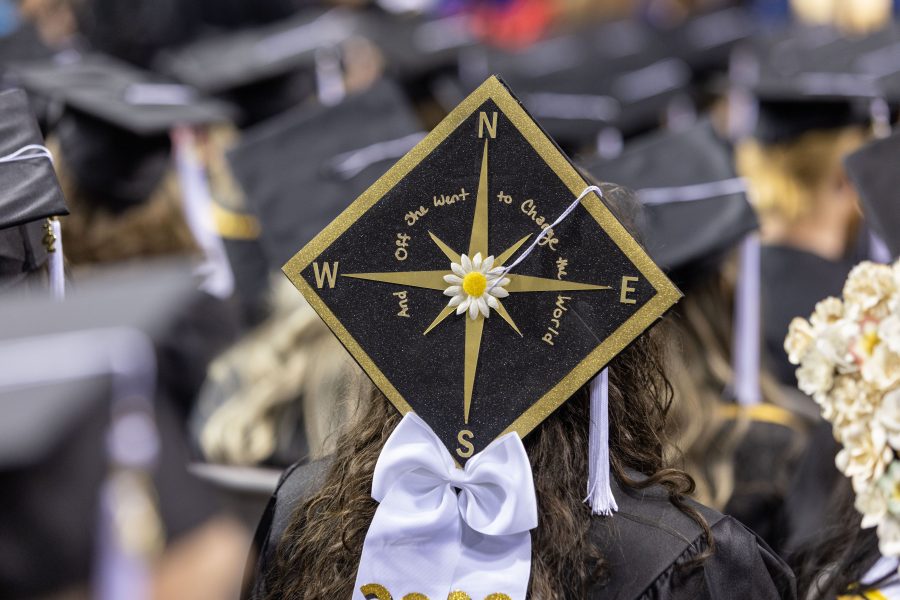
[
  {"xmin": 732, "ymin": 234, "xmax": 761, "ymax": 407},
  {"xmin": 585, "ymin": 368, "xmax": 617, "ymax": 516},
  {"xmin": 48, "ymin": 218, "xmax": 65, "ymax": 300}
]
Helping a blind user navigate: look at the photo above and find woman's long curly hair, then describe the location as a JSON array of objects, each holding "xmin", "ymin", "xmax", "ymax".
[{"xmin": 262, "ymin": 183, "xmax": 712, "ymax": 598}]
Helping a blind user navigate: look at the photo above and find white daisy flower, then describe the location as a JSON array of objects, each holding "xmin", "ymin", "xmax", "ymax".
[{"xmin": 443, "ymin": 253, "xmax": 510, "ymax": 319}]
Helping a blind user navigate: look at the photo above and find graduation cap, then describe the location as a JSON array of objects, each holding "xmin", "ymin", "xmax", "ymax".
[
  {"xmin": 460, "ymin": 22, "xmax": 693, "ymax": 149},
  {"xmin": 844, "ymin": 129, "xmax": 900, "ymax": 260},
  {"xmin": 582, "ymin": 120, "xmax": 762, "ymax": 407},
  {"xmin": 157, "ymin": 9, "xmax": 359, "ymax": 126},
  {"xmin": 0, "ymin": 261, "xmax": 220, "ymax": 598},
  {"xmin": 229, "ymin": 78, "xmax": 424, "ymax": 271},
  {"xmin": 281, "ymin": 75, "xmax": 680, "ymax": 462},
  {"xmin": 581, "ymin": 120, "xmax": 758, "ymax": 279},
  {"xmin": 0, "ymin": 88, "xmax": 67, "ymax": 291},
  {"xmin": 741, "ymin": 25, "xmax": 891, "ymax": 144}
]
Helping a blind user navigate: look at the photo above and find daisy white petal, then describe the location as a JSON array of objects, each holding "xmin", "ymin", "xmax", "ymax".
[
  {"xmin": 489, "ymin": 287, "xmax": 509, "ymax": 298},
  {"xmin": 451, "ymin": 263, "xmax": 466, "ymax": 277},
  {"xmin": 469, "ymin": 301, "xmax": 479, "ymax": 319},
  {"xmin": 488, "ymin": 266, "xmax": 506, "ymax": 277},
  {"xmin": 456, "ymin": 297, "xmax": 472, "ymax": 315},
  {"xmin": 482, "ymin": 256, "xmax": 494, "ymax": 271},
  {"xmin": 448, "ymin": 295, "xmax": 464, "ymax": 307},
  {"xmin": 461, "ymin": 254, "xmax": 472, "ymax": 271},
  {"xmin": 486, "ymin": 295, "xmax": 499, "ymax": 309},
  {"xmin": 473, "ymin": 253, "xmax": 482, "ymax": 269},
  {"xmin": 444, "ymin": 274, "xmax": 462, "ymax": 284},
  {"xmin": 444, "ymin": 286, "xmax": 461, "ymax": 297},
  {"xmin": 497, "ymin": 277, "xmax": 510, "ymax": 288},
  {"xmin": 477, "ymin": 297, "xmax": 490, "ymax": 317}
]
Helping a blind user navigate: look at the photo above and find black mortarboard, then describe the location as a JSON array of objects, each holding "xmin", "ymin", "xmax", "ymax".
[
  {"xmin": 844, "ymin": 129, "xmax": 900, "ymax": 260},
  {"xmin": 0, "ymin": 262, "xmax": 220, "ymax": 597},
  {"xmin": 11, "ymin": 53, "xmax": 234, "ymax": 136},
  {"xmin": 157, "ymin": 9, "xmax": 359, "ymax": 126},
  {"xmin": 743, "ymin": 26, "xmax": 887, "ymax": 144},
  {"xmin": 359, "ymin": 12, "xmax": 476, "ymax": 81},
  {"xmin": 10, "ymin": 53, "xmax": 233, "ymax": 210},
  {"xmin": 460, "ymin": 21, "xmax": 692, "ymax": 149},
  {"xmin": 0, "ymin": 88, "xmax": 67, "ymax": 289},
  {"xmin": 581, "ymin": 120, "xmax": 758, "ymax": 280},
  {"xmin": 229, "ymin": 79, "xmax": 424, "ymax": 271},
  {"xmin": 281, "ymin": 76, "xmax": 680, "ymax": 461}
]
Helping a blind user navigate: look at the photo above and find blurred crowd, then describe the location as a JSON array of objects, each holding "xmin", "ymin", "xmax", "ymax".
[{"xmin": 2, "ymin": 0, "xmax": 900, "ymax": 598}]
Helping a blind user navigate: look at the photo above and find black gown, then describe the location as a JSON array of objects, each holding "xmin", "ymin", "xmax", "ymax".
[{"xmin": 243, "ymin": 460, "xmax": 797, "ymax": 599}]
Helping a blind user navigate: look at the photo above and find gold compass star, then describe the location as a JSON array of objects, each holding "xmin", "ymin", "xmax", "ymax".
[{"xmin": 343, "ymin": 139, "xmax": 611, "ymax": 423}]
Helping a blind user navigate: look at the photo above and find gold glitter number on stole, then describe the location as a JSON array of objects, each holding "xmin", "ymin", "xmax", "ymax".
[{"xmin": 360, "ymin": 585, "xmax": 511, "ymax": 600}]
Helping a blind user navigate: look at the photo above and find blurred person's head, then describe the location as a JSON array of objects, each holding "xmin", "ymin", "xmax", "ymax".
[{"xmin": 736, "ymin": 124, "xmax": 868, "ymax": 259}]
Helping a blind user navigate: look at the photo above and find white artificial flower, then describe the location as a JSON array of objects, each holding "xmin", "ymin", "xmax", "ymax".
[
  {"xmin": 785, "ymin": 318, "xmax": 815, "ymax": 365},
  {"xmin": 856, "ymin": 483, "xmax": 888, "ymax": 529},
  {"xmin": 796, "ymin": 349, "xmax": 835, "ymax": 397},
  {"xmin": 844, "ymin": 262, "xmax": 896, "ymax": 319},
  {"xmin": 861, "ymin": 343, "xmax": 900, "ymax": 390},
  {"xmin": 880, "ymin": 461, "xmax": 900, "ymax": 516},
  {"xmin": 836, "ymin": 420, "xmax": 893, "ymax": 492},
  {"xmin": 443, "ymin": 253, "xmax": 509, "ymax": 320},
  {"xmin": 810, "ymin": 297, "xmax": 846, "ymax": 329},
  {"xmin": 877, "ymin": 389, "xmax": 900, "ymax": 450},
  {"xmin": 878, "ymin": 514, "xmax": 900, "ymax": 558},
  {"xmin": 880, "ymin": 314, "xmax": 900, "ymax": 356}
]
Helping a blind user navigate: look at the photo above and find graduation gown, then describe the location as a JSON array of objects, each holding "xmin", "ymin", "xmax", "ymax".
[{"xmin": 242, "ymin": 460, "xmax": 796, "ymax": 599}]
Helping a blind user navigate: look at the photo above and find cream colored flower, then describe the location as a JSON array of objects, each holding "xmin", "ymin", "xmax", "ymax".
[
  {"xmin": 796, "ymin": 349, "xmax": 835, "ymax": 397},
  {"xmin": 810, "ymin": 297, "xmax": 846, "ymax": 329},
  {"xmin": 861, "ymin": 343, "xmax": 900, "ymax": 390},
  {"xmin": 844, "ymin": 262, "xmax": 896, "ymax": 318},
  {"xmin": 877, "ymin": 389, "xmax": 900, "ymax": 450},
  {"xmin": 829, "ymin": 375, "xmax": 876, "ymax": 434},
  {"xmin": 856, "ymin": 483, "xmax": 888, "ymax": 529},
  {"xmin": 878, "ymin": 514, "xmax": 900, "ymax": 557},
  {"xmin": 785, "ymin": 318, "xmax": 815, "ymax": 365},
  {"xmin": 817, "ymin": 319, "xmax": 859, "ymax": 371},
  {"xmin": 880, "ymin": 315, "xmax": 900, "ymax": 356},
  {"xmin": 836, "ymin": 420, "xmax": 893, "ymax": 492},
  {"xmin": 443, "ymin": 253, "xmax": 509, "ymax": 320}
]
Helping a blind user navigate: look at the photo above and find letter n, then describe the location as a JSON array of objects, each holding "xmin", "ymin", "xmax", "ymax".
[{"xmin": 478, "ymin": 112, "xmax": 497, "ymax": 139}]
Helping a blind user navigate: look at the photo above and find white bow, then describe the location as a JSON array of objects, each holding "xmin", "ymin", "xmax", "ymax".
[{"xmin": 353, "ymin": 413, "xmax": 538, "ymax": 600}]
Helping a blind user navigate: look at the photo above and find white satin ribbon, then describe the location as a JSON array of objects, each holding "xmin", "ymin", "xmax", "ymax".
[{"xmin": 354, "ymin": 413, "xmax": 537, "ymax": 600}]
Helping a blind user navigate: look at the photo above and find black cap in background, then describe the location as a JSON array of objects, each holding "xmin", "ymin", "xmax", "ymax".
[
  {"xmin": 229, "ymin": 78, "xmax": 424, "ymax": 270},
  {"xmin": 0, "ymin": 88, "xmax": 67, "ymax": 290},
  {"xmin": 582, "ymin": 120, "xmax": 757, "ymax": 281},
  {"xmin": 157, "ymin": 9, "xmax": 359, "ymax": 126},
  {"xmin": 845, "ymin": 129, "xmax": 900, "ymax": 260},
  {"xmin": 10, "ymin": 53, "xmax": 233, "ymax": 211},
  {"xmin": 0, "ymin": 262, "xmax": 221, "ymax": 598}
]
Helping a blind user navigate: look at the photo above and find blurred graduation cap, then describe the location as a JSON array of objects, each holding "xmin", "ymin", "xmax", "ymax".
[
  {"xmin": 0, "ymin": 262, "xmax": 221, "ymax": 598},
  {"xmin": 9, "ymin": 53, "xmax": 234, "ymax": 211},
  {"xmin": 844, "ymin": 129, "xmax": 900, "ymax": 260},
  {"xmin": 583, "ymin": 120, "xmax": 762, "ymax": 407},
  {"xmin": 157, "ymin": 9, "xmax": 359, "ymax": 126},
  {"xmin": 228, "ymin": 78, "xmax": 424, "ymax": 271},
  {"xmin": 739, "ymin": 25, "xmax": 900, "ymax": 144},
  {"xmin": 459, "ymin": 20, "xmax": 695, "ymax": 150},
  {"xmin": 360, "ymin": 12, "xmax": 476, "ymax": 81},
  {"xmin": 582, "ymin": 120, "xmax": 757, "ymax": 280},
  {"xmin": 0, "ymin": 88, "xmax": 67, "ymax": 292}
]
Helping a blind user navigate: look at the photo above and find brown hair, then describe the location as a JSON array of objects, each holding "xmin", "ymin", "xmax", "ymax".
[
  {"xmin": 735, "ymin": 127, "xmax": 867, "ymax": 228},
  {"xmin": 49, "ymin": 138, "xmax": 198, "ymax": 267},
  {"xmin": 663, "ymin": 264, "xmax": 807, "ymax": 509},
  {"xmin": 264, "ymin": 324, "xmax": 710, "ymax": 598}
]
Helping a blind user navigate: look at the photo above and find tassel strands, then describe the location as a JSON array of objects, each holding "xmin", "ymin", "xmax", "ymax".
[{"xmin": 585, "ymin": 368, "xmax": 617, "ymax": 516}]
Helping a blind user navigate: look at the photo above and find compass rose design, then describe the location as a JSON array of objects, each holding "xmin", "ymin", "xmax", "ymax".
[{"xmin": 341, "ymin": 138, "xmax": 611, "ymax": 424}]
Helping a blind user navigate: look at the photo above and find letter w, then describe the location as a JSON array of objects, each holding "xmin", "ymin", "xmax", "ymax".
[{"xmin": 312, "ymin": 262, "xmax": 339, "ymax": 288}]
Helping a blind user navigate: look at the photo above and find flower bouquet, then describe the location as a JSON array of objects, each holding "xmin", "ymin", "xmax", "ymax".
[{"xmin": 786, "ymin": 260, "xmax": 900, "ymax": 557}]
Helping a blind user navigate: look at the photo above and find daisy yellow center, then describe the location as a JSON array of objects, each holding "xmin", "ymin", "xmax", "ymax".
[{"xmin": 462, "ymin": 271, "xmax": 487, "ymax": 297}]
